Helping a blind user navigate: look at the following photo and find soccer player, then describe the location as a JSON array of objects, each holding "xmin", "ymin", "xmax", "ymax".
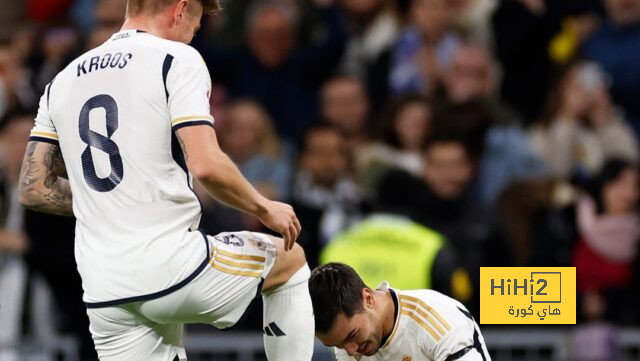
[
  {"xmin": 310, "ymin": 263, "xmax": 490, "ymax": 361},
  {"xmin": 17, "ymin": 1, "xmax": 314, "ymax": 360}
]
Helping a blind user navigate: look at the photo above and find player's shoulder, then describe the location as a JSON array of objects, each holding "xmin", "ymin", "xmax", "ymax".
[
  {"xmin": 395, "ymin": 288, "xmax": 471, "ymax": 343},
  {"xmin": 397, "ymin": 288, "xmax": 462, "ymax": 311},
  {"xmin": 159, "ymin": 39, "xmax": 206, "ymax": 68}
]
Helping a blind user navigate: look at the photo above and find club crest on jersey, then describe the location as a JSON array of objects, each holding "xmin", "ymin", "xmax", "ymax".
[
  {"xmin": 402, "ymin": 355, "xmax": 412, "ymax": 361},
  {"xmin": 248, "ymin": 237, "xmax": 267, "ymax": 251},
  {"xmin": 215, "ymin": 234, "xmax": 244, "ymax": 247}
]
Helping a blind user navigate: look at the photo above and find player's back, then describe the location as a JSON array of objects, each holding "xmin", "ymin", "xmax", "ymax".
[{"xmin": 31, "ymin": 30, "xmax": 214, "ymax": 306}]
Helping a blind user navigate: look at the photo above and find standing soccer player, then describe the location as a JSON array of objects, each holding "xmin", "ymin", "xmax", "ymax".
[
  {"xmin": 310, "ymin": 263, "xmax": 490, "ymax": 361},
  {"xmin": 17, "ymin": 1, "xmax": 314, "ymax": 360}
]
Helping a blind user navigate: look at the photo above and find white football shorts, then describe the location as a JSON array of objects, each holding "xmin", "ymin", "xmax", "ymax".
[{"xmin": 86, "ymin": 231, "xmax": 277, "ymax": 360}]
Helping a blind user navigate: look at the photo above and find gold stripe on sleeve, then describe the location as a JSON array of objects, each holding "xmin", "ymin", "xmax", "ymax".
[
  {"xmin": 401, "ymin": 302, "xmax": 446, "ymax": 336},
  {"xmin": 30, "ymin": 131, "xmax": 59, "ymax": 139},
  {"xmin": 400, "ymin": 295, "xmax": 452, "ymax": 331},
  {"xmin": 401, "ymin": 310, "xmax": 441, "ymax": 342},
  {"xmin": 210, "ymin": 262, "xmax": 262, "ymax": 278},
  {"xmin": 216, "ymin": 248, "xmax": 266, "ymax": 262},
  {"xmin": 213, "ymin": 255, "xmax": 265, "ymax": 270}
]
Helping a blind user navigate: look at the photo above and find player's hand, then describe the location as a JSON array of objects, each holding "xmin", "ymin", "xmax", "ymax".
[{"xmin": 257, "ymin": 201, "xmax": 301, "ymax": 251}]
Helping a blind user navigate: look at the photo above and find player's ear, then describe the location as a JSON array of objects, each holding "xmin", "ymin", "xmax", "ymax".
[
  {"xmin": 172, "ymin": 0, "xmax": 189, "ymax": 23},
  {"xmin": 361, "ymin": 288, "xmax": 375, "ymax": 309}
]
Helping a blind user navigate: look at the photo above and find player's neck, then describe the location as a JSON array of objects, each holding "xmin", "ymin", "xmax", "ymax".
[
  {"xmin": 375, "ymin": 290, "xmax": 396, "ymax": 340},
  {"xmin": 121, "ymin": 16, "xmax": 170, "ymax": 40}
]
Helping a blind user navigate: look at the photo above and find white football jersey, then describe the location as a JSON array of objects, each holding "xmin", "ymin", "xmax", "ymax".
[
  {"xmin": 29, "ymin": 30, "xmax": 215, "ymax": 306},
  {"xmin": 335, "ymin": 283, "xmax": 490, "ymax": 361}
]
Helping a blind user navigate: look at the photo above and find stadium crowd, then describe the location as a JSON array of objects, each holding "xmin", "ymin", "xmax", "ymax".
[{"xmin": 0, "ymin": 0, "xmax": 638, "ymax": 359}]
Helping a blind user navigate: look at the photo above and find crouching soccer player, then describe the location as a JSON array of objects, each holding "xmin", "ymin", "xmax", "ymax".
[{"xmin": 309, "ymin": 263, "xmax": 490, "ymax": 361}]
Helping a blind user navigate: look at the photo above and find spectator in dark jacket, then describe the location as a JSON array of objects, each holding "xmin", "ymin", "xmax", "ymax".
[
  {"xmin": 583, "ymin": 0, "xmax": 640, "ymax": 136},
  {"xmin": 195, "ymin": 0, "xmax": 347, "ymax": 141},
  {"xmin": 418, "ymin": 130, "xmax": 511, "ymax": 318},
  {"xmin": 492, "ymin": 0, "xmax": 599, "ymax": 122},
  {"xmin": 291, "ymin": 123, "xmax": 363, "ymax": 268}
]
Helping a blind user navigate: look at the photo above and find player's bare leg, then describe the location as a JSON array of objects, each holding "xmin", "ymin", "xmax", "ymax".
[{"xmin": 261, "ymin": 235, "xmax": 314, "ymax": 361}]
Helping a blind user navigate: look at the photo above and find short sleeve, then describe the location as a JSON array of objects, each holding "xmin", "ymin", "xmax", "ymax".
[
  {"xmin": 166, "ymin": 49, "xmax": 214, "ymax": 131},
  {"xmin": 29, "ymin": 83, "xmax": 59, "ymax": 145}
]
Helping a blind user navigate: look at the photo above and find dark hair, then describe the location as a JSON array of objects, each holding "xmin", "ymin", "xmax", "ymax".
[
  {"xmin": 375, "ymin": 169, "xmax": 424, "ymax": 214},
  {"xmin": 537, "ymin": 59, "xmax": 587, "ymax": 127},
  {"xmin": 127, "ymin": 0, "xmax": 221, "ymax": 16},
  {"xmin": 425, "ymin": 101, "xmax": 492, "ymax": 162},
  {"xmin": 377, "ymin": 94, "xmax": 431, "ymax": 149},
  {"xmin": 586, "ymin": 158, "xmax": 639, "ymax": 214},
  {"xmin": 309, "ymin": 263, "xmax": 368, "ymax": 334},
  {"xmin": 297, "ymin": 122, "xmax": 342, "ymax": 154}
]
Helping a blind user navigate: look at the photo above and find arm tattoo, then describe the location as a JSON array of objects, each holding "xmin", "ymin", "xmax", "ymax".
[
  {"xmin": 19, "ymin": 142, "xmax": 73, "ymax": 217},
  {"xmin": 20, "ymin": 142, "xmax": 40, "ymax": 190}
]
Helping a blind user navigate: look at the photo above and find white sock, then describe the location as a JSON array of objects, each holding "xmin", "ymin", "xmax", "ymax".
[{"xmin": 262, "ymin": 264, "xmax": 314, "ymax": 361}]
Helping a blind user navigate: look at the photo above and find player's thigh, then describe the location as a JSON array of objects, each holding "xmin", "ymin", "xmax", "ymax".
[
  {"xmin": 87, "ymin": 305, "xmax": 185, "ymax": 361},
  {"xmin": 140, "ymin": 231, "xmax": 277, "ymax": 328},
  {"xmin": 262, "ymin": 234, "xmax": 306, "ymax": 291}
]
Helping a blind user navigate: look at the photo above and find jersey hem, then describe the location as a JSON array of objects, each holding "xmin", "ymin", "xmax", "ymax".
[{"xmin": 84, "ymin": 229, "xmax": 210, "ymax": 309}]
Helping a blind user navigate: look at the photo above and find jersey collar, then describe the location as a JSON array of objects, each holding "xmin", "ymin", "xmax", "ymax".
[
  {"xmin": 379, "ymin": 284, "xmax": 401, "ymax": 350},
  {"xmin": 109, "ymin": 29, "xmax": 147, "ymax": 41}
]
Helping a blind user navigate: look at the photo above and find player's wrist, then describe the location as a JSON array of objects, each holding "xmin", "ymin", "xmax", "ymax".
[{"xmin": 253, "ymin": 196, "xmax": 270, "ymax": 218}]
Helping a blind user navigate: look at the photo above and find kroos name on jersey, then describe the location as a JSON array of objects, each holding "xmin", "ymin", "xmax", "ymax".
[
  {"xmin": 77, "ymin": 52, "xmax": 133, "ymax": 77},
  {"xmin": 479, "ymin": 267, "xmax": 576, "ymax": 324}
]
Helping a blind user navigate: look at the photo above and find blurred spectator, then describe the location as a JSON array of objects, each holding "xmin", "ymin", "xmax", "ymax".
[
  {"xmin": 291, "ymin": 124, "xmax": 362, "ymax": 268},
  {"xmin": 0, "ymin": 110, "xmax": 32, "ymax": 361},
  {"xmin": 338, "ymin": 0, "xmax": 399, "ymax": 82},
  {"xmin": 440, "ymin": 44, "xmax": 496, "ymax": 104},
  {"xmin": 492, "ymin": 0, "xmax": 599, "ymax": 122},
  {"xmin": 320, "ymin": 74, "xmax": 370, "ymax": 152},
  {"xmin": 528, "ymin": 61, "xmax": 639, "ymax": 180},
  {"xmin": 417, "ymin": 130, "xmax": 511, "ymax": 317},
  {"xmin": 389, "ymin": 0, "xmax": 461, "ymax": 96},
  {"xmin": 33, "ymin": 27, "xmax": 80, "ymax": 93},
  {"xmin": 355, "ymin": 95, "xmax": 431, "ymax": 193},
  {"xmin": 498, "ymin": 179, "xmax": 578, "ymax": 267},
  {"xmin": 219, "ymin": 99, "xmax": 292, "ymax": 201},
  {"xmin": 196, "ymin": 0, "xmax": 347, "ymax": 140},
  {"xmin": 440, "ymin": 45, "xmax": 546, "ymax": 205},
  {"xmin": 24, "ymin": 210, "xmax": 95, "ymax": 360},
  {"xmin": 451, "ymin": 0, "xmax": 498, "ymax": 47},
  {"xmin": 198, "ymin": 100, "xmax": 292, "ymax": 235},
  {"xmin": 583, "ymin": 0, "xmax": 640, "ymax": 135},
  {"xmin": 320, "ymin": 169, "xmax": 472, "ymax": 302},
  {"xmin": 0, "ymin": 41, "xmax": 37, "ymax": 118},
  {"xmin": 573, "ymin": 159, "xmax": 640, "ymax": 324}
]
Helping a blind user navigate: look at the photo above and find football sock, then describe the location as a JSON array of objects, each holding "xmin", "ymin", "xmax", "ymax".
[{"xmin": 262, "ymin": 264, "xmax": 314, "ymax": 361}]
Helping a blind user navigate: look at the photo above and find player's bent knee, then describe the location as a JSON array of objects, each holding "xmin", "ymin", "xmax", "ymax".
[{"xmin": 262, "ymin": 236, "xmax": 306, "ymax": 291}]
